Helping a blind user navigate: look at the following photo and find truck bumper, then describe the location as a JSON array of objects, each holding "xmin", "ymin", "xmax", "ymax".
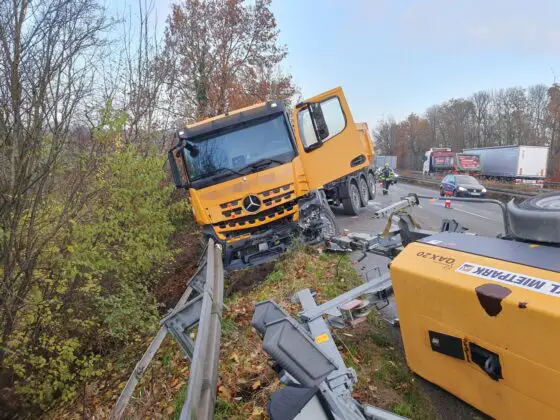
[{"xmin": 218, "ymin": 221, "xmax": 299, "ymax": 271}]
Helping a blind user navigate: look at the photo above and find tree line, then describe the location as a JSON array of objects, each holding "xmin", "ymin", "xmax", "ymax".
[
  {"xmin": 373, "ymin": 84, "xmax": 560, "ymax": 178},
  {"xmin": 0, "ymin": 0, "xmax": 295, "ymax": 414}
]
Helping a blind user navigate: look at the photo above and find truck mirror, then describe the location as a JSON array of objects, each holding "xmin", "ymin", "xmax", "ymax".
[
  {"xmin": 167, "ymin": 149, "xmax": 188, "ymax": 188},
  {"xmin": 185, "ymin": 142, "xmax": 199, "ymax": 157},
  {"xmin": 308, "ymin": 102, "xmax": 330, "ymax": 141}
]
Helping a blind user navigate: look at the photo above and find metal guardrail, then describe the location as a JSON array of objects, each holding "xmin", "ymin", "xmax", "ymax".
[
  {"xmin": 398, "ymin": 175, "xmax": 537, "ymax": 198},
  {"xmin": 544, "ymin": 181, "xmax": 560, "ymax": 189},
  {"xmin": 180, "ymin": 239, "xmax": 224, "ymax": 420},
  {"xmin": 415, "ymin": 194, "xmax": 512, "ymax": 236},
  {"xmin": 111, "ymin": 239, "xmax": 224, "ymax": 420},
  {"xmin": 404, "ymin": 169, "xmax": 560, "ymax": 191}
]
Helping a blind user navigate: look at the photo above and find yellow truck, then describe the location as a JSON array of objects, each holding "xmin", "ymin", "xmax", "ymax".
[{"xmin": 168, "ymin": 87, "xmax": 376, "ymax": 269}]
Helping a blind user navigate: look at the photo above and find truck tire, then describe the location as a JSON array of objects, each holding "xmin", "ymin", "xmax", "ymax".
[
  {"xmin": 319, "ymin": 205, "xmax": 340, "ymax": 239},
  {"xmin": 358, "ymin": 175, "xmax": 369, "ymax": 206},
  {"xmin": 518, "ymin": 192, "xmax": 560, "ymax": 211},
  {"xmin": 507, "ymin": 192, "xmax": 560, "ymax": 244},
  {"xmin": 367, "ymin": 170, "xmax": 376, "ymax": 199},
  {"xmin": 342, "ymin": 181, "xmax": 361, "ymax": 215}
]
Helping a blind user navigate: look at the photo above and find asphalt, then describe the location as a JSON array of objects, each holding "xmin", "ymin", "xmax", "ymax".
[{"xmin": 331, "ymin": 180, "xmax": 496, "ymax": 420}]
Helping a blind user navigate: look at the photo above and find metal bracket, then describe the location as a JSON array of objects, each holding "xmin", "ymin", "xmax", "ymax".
[
  {"xmin": 162, "ymin": 295, "xmax": 203, "ymax": 360},
  {"xmin": 300, "ymin": 272, "xmax": 392, "ymax": 323},
  {"xmin": 187, "ymin": 261, "xmax": 207, "ymax": 294}
]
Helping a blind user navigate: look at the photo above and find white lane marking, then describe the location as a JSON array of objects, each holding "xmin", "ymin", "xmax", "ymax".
[
  {"xmin": 452, "ymin": 207, "xmax": 493, "ymax": 220},
  {"xmin": 430, "ymin": 201, "xmax": 497, "ymax": 221}
]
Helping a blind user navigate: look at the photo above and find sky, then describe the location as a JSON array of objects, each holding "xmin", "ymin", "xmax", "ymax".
[{"xmin": 111, "ymin": 0, "xmax": 560, "ymax": 128}]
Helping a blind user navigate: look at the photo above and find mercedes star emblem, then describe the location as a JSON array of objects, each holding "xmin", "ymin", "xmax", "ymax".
[{"xmin": 243, "ymin": 194, "xmax": 261, "ymax": 213}]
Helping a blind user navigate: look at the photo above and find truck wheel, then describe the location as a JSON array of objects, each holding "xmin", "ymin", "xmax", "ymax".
[
  {"xmin": 358, "ymin": 176, "xmax": 369, "ymax": 206},
  {"xmin": 319, "ymin": 206, "xmax": 340, "ymax": 239},
  {"xmin": 367, "ymin": 171, "xmax": 376, "ymax": 199},
  {"xmin": 519, "ymin": 192, "xmax": 560, "ymax": 211},
  {"xmin": 507, "ymin": 192, "xmax": 560, "ymax": 244},
  {"xmin": 342, "ymin": 182, "xmax": 361, "ymax": 215}
]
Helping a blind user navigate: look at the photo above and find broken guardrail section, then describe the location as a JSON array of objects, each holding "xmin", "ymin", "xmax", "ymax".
[{"xmin": 111, "ymin": 239, "xmax": 224, "ymax": 420}]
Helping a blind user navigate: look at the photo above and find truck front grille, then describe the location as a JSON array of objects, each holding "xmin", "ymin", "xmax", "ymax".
[
  {"xmin": 216, "ymin": 214, "xmax": 296, "ymax": 241},
  {"xmin": 218, "ymin": 184, "xmax": 294, "ymax": 218},
  {"xmin": 214, "ymin": 198, "xmax": 299, "ymax": 241}
]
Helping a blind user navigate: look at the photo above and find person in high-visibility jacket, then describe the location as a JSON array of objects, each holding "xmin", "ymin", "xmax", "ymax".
[{"xmin": 379, "ymin": 163, "xmax": 394, "ymax": 195}]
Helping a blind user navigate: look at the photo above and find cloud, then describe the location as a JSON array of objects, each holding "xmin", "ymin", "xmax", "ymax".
[{"xmin": 397, "ymin": 0, "xmax": 560, "ymax": 54}]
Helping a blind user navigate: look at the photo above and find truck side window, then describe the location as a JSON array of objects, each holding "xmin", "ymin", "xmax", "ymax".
[
  {"xmin": 321, "ymin": 97, "xmax": 346, "ymax": 140},
  {"xmin": 298, "ymin": 108, "xmax": 318, "ymax": 148},
  {"xmin": 298, "ymin": 96, "xmax": 347, "ymax": 149}
]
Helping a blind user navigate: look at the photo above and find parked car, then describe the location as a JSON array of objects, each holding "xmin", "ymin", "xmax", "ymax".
[
  {"xmin": 392, "ymin": 171, "xmax": 399, "ymax": 184},
  {"xmin": 440, "ymin": 174, "xmax": 487, "ymax": 197}
]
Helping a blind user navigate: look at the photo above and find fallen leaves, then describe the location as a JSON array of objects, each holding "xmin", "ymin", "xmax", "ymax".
[
  {"xmin": 169, "ymin": 377, "xmax": 183, "ymax": 390},
  {"xmin": 46, "ymin": 248, "xmax": 385, "ymax": 419},
  {"xmin": 251, "ymin": 406, "xmax": 264, "ymax": 416},
  {"xmin": 218, "ymin": 384, "xmax": 233, "ymax": 401}
]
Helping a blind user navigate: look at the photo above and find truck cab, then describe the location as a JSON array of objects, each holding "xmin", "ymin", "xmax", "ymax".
[
  {"xmin": 423, "ymin": 148, "xmax": 452, "ymax": 174},
  {"xmin": 168, "ymin": 87, "xmax": 373, "ymax": 269}
]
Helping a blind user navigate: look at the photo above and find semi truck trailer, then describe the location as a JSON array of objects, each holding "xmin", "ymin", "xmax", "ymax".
[{"xmin": 464, "ymin": 146, "xmax": 548, "ymax": 185}]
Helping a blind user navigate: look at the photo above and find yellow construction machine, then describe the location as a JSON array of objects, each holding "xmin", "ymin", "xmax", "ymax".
[{"xmin": 253, "ymin": 193, "xmax": 560, "ymax": 420}]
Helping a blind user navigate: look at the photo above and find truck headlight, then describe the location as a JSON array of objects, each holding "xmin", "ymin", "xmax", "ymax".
[
  {"xmin": 458, "ymin": 186, "xmax": 466, "ymax": 191},
  {"xmin": 481, "ymin": 188, "xmax": 487, "ymax": 193}
]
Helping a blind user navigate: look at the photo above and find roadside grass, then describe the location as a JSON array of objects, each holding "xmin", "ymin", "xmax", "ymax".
[
  {"xmin": 47, "ymin": 244, "xmax": 435, "ymax": 419},
  {"xmin": 199, "ymin": 244, "xmax": 435, "ymax": 419}
]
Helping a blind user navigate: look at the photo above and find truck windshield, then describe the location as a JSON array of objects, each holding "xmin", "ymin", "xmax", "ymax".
[{"xmin": 183, "ymin": 114, "xmax": 295, "ymax": 184}]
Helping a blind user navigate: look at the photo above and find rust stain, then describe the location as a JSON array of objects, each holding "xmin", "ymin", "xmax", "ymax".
[{"xmin": 475, "ymin": 283, "xmax": 511, "ymax": 316}]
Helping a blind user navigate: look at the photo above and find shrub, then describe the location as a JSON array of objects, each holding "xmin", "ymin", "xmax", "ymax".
[{"xmin": 4, "ymin": 109, "xmax": 178, "ymax": 410}]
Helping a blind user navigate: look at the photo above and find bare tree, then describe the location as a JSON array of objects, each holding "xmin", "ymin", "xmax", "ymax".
[
  {"xmin": 0, "ymin": 0, "xmax": 110, "ymax": 370},
  {"xmin": 528, "ymin": 84, "xmax": 549, "ymax": 144},
  {"xmin": 119, "ymin": 0, "xmax": 169, "ymax": 147},
  {"xmin": 425, "ymin": 105, "xmax": 441, "ymax": 147},
  {"xmin": 373, "ymin": 117, "xmax": 398, "ymax": 155},
  {"xmin": 548, "ymin": 84, "xmax": 560, "ymax": 179},
  {"xmin": 471, "ymin": 91, "xmax": 491, "ymax": 147},
  {"xmin": 164, "ymin": 0, "xmax": 294, "ymax": 122},
  {"xmin": 437, "ymin": 99, "xmax": 475, "ymax": 150},
  {"xmin": 391, "ymin": 84, "xmax": 557, "ymax": 170}
]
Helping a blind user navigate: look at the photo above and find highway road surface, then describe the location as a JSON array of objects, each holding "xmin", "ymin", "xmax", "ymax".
[
  {"xmin": 332, "ymin": 180, "xmax": 496, "ymax": 420},
  {"xmin": 335, "ymin": 181, "xmax": 506, "ymax": 238}
]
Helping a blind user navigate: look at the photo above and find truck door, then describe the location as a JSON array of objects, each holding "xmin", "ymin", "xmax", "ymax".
[{"xmin": 293, "ymin": 87, "xmax": 369, "ymax": 190}]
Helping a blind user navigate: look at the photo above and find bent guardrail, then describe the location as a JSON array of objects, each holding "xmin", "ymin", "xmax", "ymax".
[{"xmin": 110, "ymin": 239, "xmax": 224, "ymax": 420}]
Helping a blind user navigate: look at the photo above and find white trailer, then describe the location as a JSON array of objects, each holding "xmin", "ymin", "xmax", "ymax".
[{"xmin": 463, "ymin": 146, "xmax": 548, "ymax": 184}]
